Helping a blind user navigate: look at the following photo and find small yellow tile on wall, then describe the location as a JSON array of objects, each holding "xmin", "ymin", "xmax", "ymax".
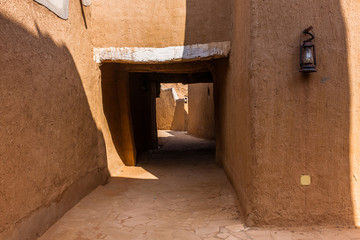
[{"xmin": 301, "ymin": 175, "xmax": 311, "ymax": 186}]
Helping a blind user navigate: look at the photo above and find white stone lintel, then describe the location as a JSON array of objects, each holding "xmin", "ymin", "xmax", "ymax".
[{"xmin": 93, "ymin": 41, "xmax": 231, "ymax": 64}]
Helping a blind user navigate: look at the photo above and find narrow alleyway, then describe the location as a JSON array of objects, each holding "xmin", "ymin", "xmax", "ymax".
[{"xmin": 39, "ymin": 131, "xmax": 360, "ymax": 240}]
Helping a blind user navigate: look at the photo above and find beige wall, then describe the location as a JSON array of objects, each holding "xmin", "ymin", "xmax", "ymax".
[
  {"xmin": 156, "ymin": 88, "xmax": 188, "ymax": 131},
  {"xmin": 90, "ymin": 0, "xmax": 232, "ymax": 47},
  {"xmin": 172, "ymin": 99, "xmax": 188, "ymax": 131},
  {"xmin": 157, "ymin": 88, "xmax": 177, "ymax": 130},
  {"xmin": 215, "ymin": 0, "xmax": 360, "ymax": 227},
  {"xmin": 343, "ymin": 0, "xmax": 360, "ymax": 226},
  {"xmin": 0, "ymin": 0, "xmax": 109, "ymax": 238},
  {"xmin": 213, "ymin": 0, "xmax": 253, "ymax": 226},
  {"xmin": 162, "ymin": 83, "xmax": 188, "ymax": 98},
  {"xmin": 249, "ymin": 0, "xmax": 352, "ymax": 226},
  {"xmin": 188, "ymin": 83, "xmax": 215, "ymax": 139}
]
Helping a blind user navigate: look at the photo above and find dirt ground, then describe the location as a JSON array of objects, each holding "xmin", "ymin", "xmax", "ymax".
[{"xmin": 38, "ymin": 131, "xmax": 360, "ymax": 239}]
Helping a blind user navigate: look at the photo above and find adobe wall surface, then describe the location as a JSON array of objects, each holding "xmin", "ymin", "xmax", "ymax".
[
  {"xmin": 156, "ymin": 88, "xmax": 188, "ymax": 131},
  {"xmin": 188, "ymin": 83, "xmax": 215, "ymax": 139},
  {"xmin": 342, "ymin": 0, "xmax": 360, "ymax": 226},
  {"xmin": 157, "ymin": 88, "xmax": 177, "ymax": 130},
  {"xmin": 171, "ymin": 100, "xmax": 188, "ymax": 131},
  {"xmin": 89, "ymin": 0, "xmax": 232, "ymax": 47},
  {"xmin": 101, "ymin": 64, "xmax": 136, "ymax": 167},
  {"xmin": 162, "ymin": 83, "xmax": 188, "ymax": 99},
  {"xmin": 249, "ymin": 0, "xmax": 352, "ymax": 226},
  {"xmin": 213, "ymin": 0, "xmax": 253, "ymax": 226},
  {"xmin": 0, "ymin": 0, "xmax": 109, "ymax": 238},
  {"xmin": 218, "ymin": 0, "xmax": 360, "ymax": 226}
]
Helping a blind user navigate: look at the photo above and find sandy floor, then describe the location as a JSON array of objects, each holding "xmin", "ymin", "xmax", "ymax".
[
  {"xmin": 39, "ymin": 131, "xmax": 360, "ymax": 240},
  {"xmin": 157, "ymin": 130, "xmax": 215, "ymax": 152}
]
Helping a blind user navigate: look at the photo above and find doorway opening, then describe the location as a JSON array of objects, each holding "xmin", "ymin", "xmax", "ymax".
[
  {"xmin": 128, "ymin": 72, "xmax": 215, "ymax": 161},
  {"xmin": 155, "ymin": 81, "xmax": 215, "ymax": 154},
  {"xmin": 100, "ymin": 61, "xmax": 220, "ymax": 168}
]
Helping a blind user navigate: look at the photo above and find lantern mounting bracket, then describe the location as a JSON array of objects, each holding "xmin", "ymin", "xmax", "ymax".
[{"xmin": 303, "ymin": 26, "xmax": 314, "ymax": 42}]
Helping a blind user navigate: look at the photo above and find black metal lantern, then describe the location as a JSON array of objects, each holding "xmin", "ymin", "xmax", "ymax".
[{"xmin": 300, "ymin": 26, "xmax": 316, "ymax": 73}]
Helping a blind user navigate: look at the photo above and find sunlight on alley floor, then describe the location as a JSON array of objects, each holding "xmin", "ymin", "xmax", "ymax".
[{"xmin": 39, "ymin": 131, "xmax": 360, "ymax": 240}]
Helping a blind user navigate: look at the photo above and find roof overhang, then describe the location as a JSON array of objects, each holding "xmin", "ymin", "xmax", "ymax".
[{"xmin": 93, "ymin": 41, "xmax": 231, "ymax": 64}]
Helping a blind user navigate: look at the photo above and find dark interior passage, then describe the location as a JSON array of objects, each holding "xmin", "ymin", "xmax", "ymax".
[
  {"xmin": 129, "ymin": 73, "xmax": 159, "ymax": 154},
  {"xmin": 129, "ymin": 72, "xmax": 214, "ymax": 160},
  {"xmin": 100, "ymin": 61, "xmax": 218, "ymax": 167}
]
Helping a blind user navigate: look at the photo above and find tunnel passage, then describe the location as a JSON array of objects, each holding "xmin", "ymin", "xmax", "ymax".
[
  {"xmin": 100, "ymin": 61, "xmax": 219, "ymax": 166},
  {"xmin": 129, "ymin": 72, "xmax": 214, "ymax": 158}
]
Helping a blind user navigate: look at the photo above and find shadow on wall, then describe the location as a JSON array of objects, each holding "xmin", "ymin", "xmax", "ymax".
[
  {"xmin": 100, "ymin": 63, "xmax": 128, "ymax": 161},
  {"xmin": 128, "ymin": 73, "xmax": 154, "ymax": 155},
  {"xmin": 100, "ymin": 64, "xmax": 136, "ymax": 167},
  {"xmin": 0, "ymin": 14, "xmax": 107, "ymax": 237}
]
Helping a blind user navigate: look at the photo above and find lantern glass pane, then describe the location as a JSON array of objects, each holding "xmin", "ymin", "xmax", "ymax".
[{"xmin": 302, "ymin": 47, "xmax": 314, "ymax": 64}]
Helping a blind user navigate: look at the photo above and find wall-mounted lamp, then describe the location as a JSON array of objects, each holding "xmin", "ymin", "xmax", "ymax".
[{"xmin": 300, "ymin": 26, "xmax": 316, "ymax": 73}]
